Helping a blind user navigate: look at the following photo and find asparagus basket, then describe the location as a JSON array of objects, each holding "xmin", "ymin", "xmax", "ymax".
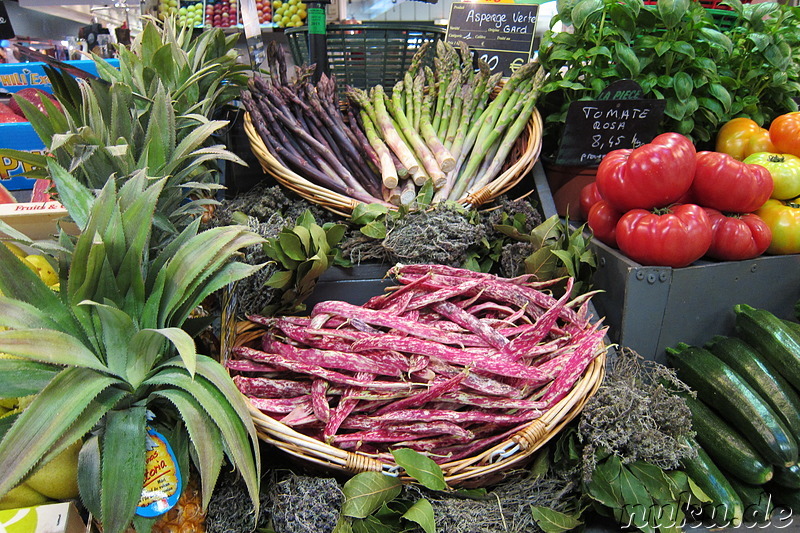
[
  {"xmin": 224, "ymin": 264, "xmax": 608, "ymax": 487},
  {"xmin": 242, "ymin": 41, "xmax": 544, "ymax": 217}
]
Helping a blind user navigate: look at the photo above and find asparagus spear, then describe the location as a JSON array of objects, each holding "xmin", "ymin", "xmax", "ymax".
[
  {"xmin": 418, "ymin": 89, "xmax": 455, "ymax": 173},
  {"xmin": 450, "ymin": 76, "xmax": 536, "ymax": 201},
  {"xmin": 432, "ymin": 42, "xmax": 457, "ymax": 132},
  {"xmin": 363, "ymin": 85, "xmax": 420, "ymax": 175},
  {"xmin": 404, "ymin": 72, "xmax": 415, "ymax": 130},
  {"xmin": 412, "ymin": 73, "xmax": 424, "ymax": 133},
  {"xmin": 465, "ymin": 70, "xmax": 545, "ymax": 200},
  {"xmin": 359, "ymin": 108, "xmax": 399, "ymax": 189},
  {"xmin": 386, "ymin": 82, "xmax": 446, "ymax": 188},
  {"xmin": 443, "ymin": 83, "xmax": 469, "ymax": 148},
  {"xmin": 436, "ymin": 70, "xmax": 462, "ymax": 140}
]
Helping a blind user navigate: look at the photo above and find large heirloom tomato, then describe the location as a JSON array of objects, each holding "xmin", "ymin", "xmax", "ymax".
[
  {"xmin": 743, "ymin": 152, "xmax": 800, "ymax": 200},
  {"xmin": 691, "ymin": 151, "xmax": 773, "ymax": 213},
  {"xmin": 755, "ymin": 198, "xmax": 800, "ymax": 255},
  {"xmin": 616, "ymin": 204, "xmax": 713, "ymax": 268},
  {"xmin": 716, "ymin": 117, "xmax": 776, "ymax": 161},
  {"xmin": 587, "ymin": 200, "xmax": 623, "ymax": 248},
  {"xmin": 703, "ymin": 208, "xmax": 772, "ymax": 261},
  {"xmin": 595, "ymin": 132, "xmax": 696, "ymax": 212},
  {"xmin": 769, "ymin": 112, "xmax": 800, "ymax": 158},
  {"xmin": 579, "ymin": 182, "xmax": 603, "ymax": 221}
]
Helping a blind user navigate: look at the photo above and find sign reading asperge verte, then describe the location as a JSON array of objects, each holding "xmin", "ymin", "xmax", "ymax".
[{"xmin": 445, "ymin": 1, "xmax": 539, "ymax": 78}]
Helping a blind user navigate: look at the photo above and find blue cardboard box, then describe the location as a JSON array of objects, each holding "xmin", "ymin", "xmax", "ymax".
[{"xmin": 0, "ymin": 58, "xmax": 119, "ymax": 94}]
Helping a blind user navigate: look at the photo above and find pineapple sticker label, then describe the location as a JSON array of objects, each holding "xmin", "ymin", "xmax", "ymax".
[{"xmin": 137, "ymin": 427, "xmax": 183, "ymax": 518}]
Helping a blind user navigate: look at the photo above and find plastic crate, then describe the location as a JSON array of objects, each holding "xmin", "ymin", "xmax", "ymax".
[{"xmin": 285, "ymin": 22, "xmax": 445, "ymax": 99}]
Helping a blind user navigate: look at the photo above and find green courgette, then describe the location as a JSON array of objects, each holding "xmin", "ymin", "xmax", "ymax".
[
  {"xmin": 681, "ymin": 390, "xmax": 773, "ymax": 485},
  {"xmin": 734, "ymin": 304, "xmax": 800, "ymax": 391},
  {"xmin": 727, "ymin": 477, "xmax": 775, "ymax": 524},
  {"xmin": 773, "ymin": 463, "xmax": 800, "ymax": 489},
  {"xmin": 681, "ymin": 439, "xmax": 744, "ymax": 527},
  {"xmin": 667, "ymin": 343, "xmax": 798, "ymax": 467},
  {"xmin": 706, "ymin": 335, "xmax": 800, "ymax": 438},
  {"xmin": 782, "ymin": 318, "xmax": 800, "ymax": 337}
]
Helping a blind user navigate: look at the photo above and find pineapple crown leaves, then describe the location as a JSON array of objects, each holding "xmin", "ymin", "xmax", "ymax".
[{"xmin": 0, "ymin": 171, "xmax": 264, "ymax": 533}]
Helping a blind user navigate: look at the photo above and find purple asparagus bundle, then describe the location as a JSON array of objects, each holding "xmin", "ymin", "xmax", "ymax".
[{"xmin": 228, "ymin": 264, "xmax": 607, "ymax": 462}]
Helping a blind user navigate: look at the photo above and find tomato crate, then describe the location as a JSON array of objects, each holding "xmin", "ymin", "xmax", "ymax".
[{"xmin": 532, "ymin": 162, "xmax": 800, "ymax": 363}]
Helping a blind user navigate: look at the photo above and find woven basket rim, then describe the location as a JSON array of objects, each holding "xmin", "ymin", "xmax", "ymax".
[
  {"xmin": 240, "ymin": 337, "xmax": 607, "ymax": 487},
  {"xmin": 243, "ymin": 109, "xmax": 543, "ymax": 216}
]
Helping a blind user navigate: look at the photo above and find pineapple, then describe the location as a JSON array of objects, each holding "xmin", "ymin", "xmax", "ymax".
[
  {"xmin": 0, "ymin": 168, "xmax": 264, "ymax": 533},
  {"xmin": 1, "ymin": 16, "xmax": 249, "ymax": 247}
]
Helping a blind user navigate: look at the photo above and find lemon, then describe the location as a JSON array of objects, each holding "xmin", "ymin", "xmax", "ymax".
[
  {"xmin": 22, "ymin": 255, "xmax": 58, "ymax": 287},
  {"xmin": 0, "ymin": 484, "xmax": 49, "ymax": 511},
  {"xmin": 23, "ymin": 440, "xmax": 81, "ymax": 501},
  {"xmin": 2, "ymin": 242, "xmax": 26, "ymax": 259}
]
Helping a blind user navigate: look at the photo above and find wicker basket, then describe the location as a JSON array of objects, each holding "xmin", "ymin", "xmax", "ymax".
[
  {"xmin": 243, "ymin": 109, "xmax": 544, "ymax": 216},
  {"xmin": 229, "ymin": 318, "xmax": 607, "ymax": 488}
]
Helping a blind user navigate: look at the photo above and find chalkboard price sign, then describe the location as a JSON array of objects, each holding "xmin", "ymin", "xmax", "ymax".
[
  {"xmin": 445, "ymin": 1, "xmax": 538, "ymax": 77},
  {"xmin": 554, "ymin": 99, "xmax": 666, "ymax": 166}
]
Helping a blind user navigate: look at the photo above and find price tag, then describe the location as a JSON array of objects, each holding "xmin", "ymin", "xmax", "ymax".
[
  {"xmin": 445, "ymin": 1, "xmax": 538, "ymax": 77},
  {"xmin": 554, "ymin": 99, "xmax": 666, "ymax": 166}
]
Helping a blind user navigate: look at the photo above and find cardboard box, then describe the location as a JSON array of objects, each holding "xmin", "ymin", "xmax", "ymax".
[
  {"xmin": 0, "ymin": 201, "xmax": 73, "ymax": 240},
  {"xmin": 0, "ymin": 59, "xmax": 120, "ymax": 95},
  {"xmin": 0, "ymin": 122, "xmax": 46, "ymax": 194},
  {"xmin": 532, "ymin": 161, "xmax": 800, "ymax": 363},
  {"xmin": 0, "ymin": 502, "xmax": 86, "ymax": 533}
]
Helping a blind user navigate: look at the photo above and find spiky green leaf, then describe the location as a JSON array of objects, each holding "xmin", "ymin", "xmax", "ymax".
[
  {"xmin": 150, "ymin": 388, "xmax": 224, "ymax": 510},
  {"xmin": 100, "ymin": 405, "xmax": 147, "ymax": 533}
]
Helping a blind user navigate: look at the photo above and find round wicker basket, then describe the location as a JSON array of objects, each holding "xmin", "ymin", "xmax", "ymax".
[
  {"xmin": 231, "ymin": 316, "xmax": 607, "ymax": 488},
  {"xmin": 243, "ymin": 109, "xmax": 544, "ymax": 217}
]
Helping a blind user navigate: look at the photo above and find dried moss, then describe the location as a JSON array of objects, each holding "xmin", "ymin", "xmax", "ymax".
[
  {"xmin": 341, "ymin": 204, "xmax": 484, "ymax": 267},
  {"xmin": 409, "ymin": 468, "xmax": 579, "ymax": 533},
  {"xmin": 267, "ymin": 472, "xmax": 344, "ymax": 533},
  {"xmin": 205, "ymin": 467, "xmax": 271, "ymax": 533},
  {"xmin": 578, "ymin": 348, "xmax": 695, "ymax": 479}
]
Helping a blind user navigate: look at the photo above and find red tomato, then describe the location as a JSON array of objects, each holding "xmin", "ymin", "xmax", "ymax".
[
  {"xmin": 595, "ymin": 132, "xmax": 696, "ymax": 212},
  {"xmin": 691, "ymin": 151, "xmax": 773, "ymax": 213},
  {"xmin": 579, "ymin": 181, "xmax": 603, "ymax": 221},
  {"xmin": 769, "ymin": 112, "xmax": 800, "ymax": 159},
  {"xmin": 703, "ymin": 208, "xmax": 772, "ymax": 261},
  {"xmin": 587, "ymin": 199, "xmax": 623, "ymax": 248},
  {"xmin": 616, "ymin": 204, "xmax": 713, "ymax": 268}
]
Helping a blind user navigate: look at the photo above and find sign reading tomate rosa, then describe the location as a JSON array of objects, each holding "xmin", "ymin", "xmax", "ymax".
[{"xmin": 136, "ymin": 427, "xmax": 183, "ymax": 518}]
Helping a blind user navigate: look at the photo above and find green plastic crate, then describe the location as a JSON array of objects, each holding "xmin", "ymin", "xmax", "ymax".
[{"xmin": 285, "ymin": 22, "xmax": 445, "ymax": 100}]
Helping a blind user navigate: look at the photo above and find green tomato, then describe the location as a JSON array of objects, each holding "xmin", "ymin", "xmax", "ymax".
[{"xmin": 744, "ymin": 152, "xmax": 800, "ymax": 201}]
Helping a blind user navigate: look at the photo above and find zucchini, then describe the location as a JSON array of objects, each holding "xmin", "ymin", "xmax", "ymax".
[
  {"xmin": 727, "ymin": 477, "xmax": 775, "ymax": 524},
  {"xmin": 706, "ymin": 335, "xmax": 800, "ymax": 438},
  {"xmin": 681, "ymin": 390, "xmax": 773, "ymax": 485},
  {"xmin": 734, "ymin": 304, "xmax": 800, "ymax": 391},
  {"xmin": 773, "ymin": 463, "xmax": 800, "ymax": 489},
  {"xmin": 783, "ymin": 318, "xmax": 800, "ymax": 337},
  {"xmin": 681, "ymin": 439, "xmax": 744, "ymax": 527},
  {"xmin": 769, "ymin": 484, "xmax": 800, "ymax": 514},
  {"xmin": 666, "ymin": 343, "xmax": 798, "ymax": 467}
]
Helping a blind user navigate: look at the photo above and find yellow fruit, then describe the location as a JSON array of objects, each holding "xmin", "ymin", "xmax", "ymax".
[
  {"xmin": 23, "ymin": 440, "xmax": 81, "ymax": 501},
  {"xmin": 2, "ymin": 242, "xmax": 26, "ymax": 259},
  {"xmin": 0, "ymin": 484, "xmax": 49, "ymax": 511},
  {"xmin": 22, "ymin": 255, "xmax": 58, "ymax": 287},
  {"xmin": 19, "ymin": 257, "xmax": 39, "ymax": 276}
]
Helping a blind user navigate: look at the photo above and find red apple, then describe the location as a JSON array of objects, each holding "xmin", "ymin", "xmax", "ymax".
[{"xmin": 8, "ymin": 88, "xmax": 62, "ymax": 118}]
